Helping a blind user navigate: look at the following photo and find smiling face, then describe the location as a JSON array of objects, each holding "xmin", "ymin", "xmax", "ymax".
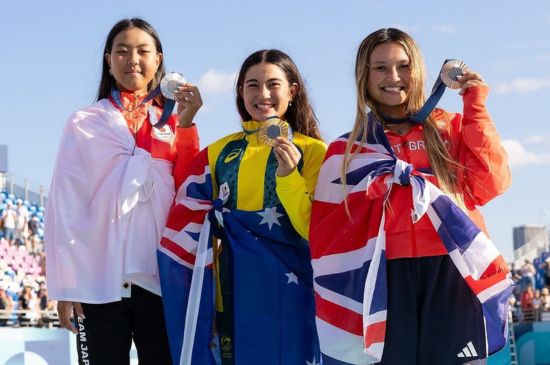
[
  {"xmin": 366, "ymin": 42, "xmax": 411, "ymax": 118},
  {"xmin": 105, "ymin": 27, "xmax": 162, "ymax": 95},
  {"xmin": 240, "ymin": 62, "xmax": 297, "ymax": 122}
]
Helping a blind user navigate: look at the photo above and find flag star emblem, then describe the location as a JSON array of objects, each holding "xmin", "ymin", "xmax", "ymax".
[
  {"xmin": 257, "ymin": 207, "xmax": 284, "ymax": 230},
  {"xmin": 306, "ymin": 357, "xmax": 320, "ymax": 365},
  {"xmin": 286, "ymin": 272, "xmax": 298, "ymax": 285}
]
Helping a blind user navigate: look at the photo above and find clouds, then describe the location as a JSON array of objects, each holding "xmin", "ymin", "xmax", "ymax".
[
  {"xmin": 495, "ymin": 77, "xmax": 550, "ymax": 94},
  {"xmin": 524, "ymin": 135, "xmax": 546, "ymax": 144},
  {"xmin": 196, "ymin": 69, "xmax": 237, "ymax": 95},
  {"xmin": 501, "ymin": 138, "xmax": 550, "ymax": 167}
]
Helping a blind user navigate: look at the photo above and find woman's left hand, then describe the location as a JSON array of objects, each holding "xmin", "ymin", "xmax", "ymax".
[
  {"xmin": 174, "ymin": 83, "xmax": 203, "ymax": 127},
  {"xmin": 274, "ymin": 137, "xmax": 301, "ymax": 177},
  {"xmin": 457, "ymin": 70, "xmax": 487, "ymax": 95}
]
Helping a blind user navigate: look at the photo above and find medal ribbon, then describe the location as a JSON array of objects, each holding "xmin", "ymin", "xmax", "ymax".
[
  {"xmin": 110, "ymin": 86, "xmax": 176, "ymax": 129},
  {"xmin": 382, "ymin": 59, "xmax": 452, "ymax": 125}
]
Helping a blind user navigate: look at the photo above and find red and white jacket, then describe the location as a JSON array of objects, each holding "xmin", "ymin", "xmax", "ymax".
[{"xmin": 111, "ymin": 92, "xmax": 199, "ymax": 190}]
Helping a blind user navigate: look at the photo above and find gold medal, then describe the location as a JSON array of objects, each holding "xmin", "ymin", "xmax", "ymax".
[
  {"xmin": 440, "ymin": 59, "xmax": 468, "ymax": 89},
  {"xmin": 258, "ymin": 117, "xmax": 293, "ymax": 147}
]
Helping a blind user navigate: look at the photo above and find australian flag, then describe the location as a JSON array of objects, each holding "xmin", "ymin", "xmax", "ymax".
[
  {"xmin": 309, "ymin": 117, "xmax": 514, "ymax": 364},
  {"xmin": 158, "ymin": 148, "xmax": 320, "ymax": 365}
]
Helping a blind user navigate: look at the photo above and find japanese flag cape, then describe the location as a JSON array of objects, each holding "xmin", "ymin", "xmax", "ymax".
[{"xmin": 45, "ymin": 99, "xmax": 175, "ymax": 303}]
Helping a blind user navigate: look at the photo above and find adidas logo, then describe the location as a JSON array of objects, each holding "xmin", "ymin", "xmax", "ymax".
[{"xmin": 457, "ymin": 341, "xmax": 478, "ymax": 358}]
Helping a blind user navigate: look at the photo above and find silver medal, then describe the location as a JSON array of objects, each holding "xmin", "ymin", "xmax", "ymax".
[
  {"xmin": 160, "ymin": 72, "xmax": 187, "ymax": 100},
  {"xmin": 440, "ymin": 59, "xmax": 468, "ymax": 89}
]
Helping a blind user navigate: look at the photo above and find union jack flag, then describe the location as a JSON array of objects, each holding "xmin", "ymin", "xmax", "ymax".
[
  {"xmin": 310, "ymin": 118, "xmax": 513, "ymax": 364},
  {"xmin": 158, "ymin": 147, "xmax": 321, "ymax": 365}
]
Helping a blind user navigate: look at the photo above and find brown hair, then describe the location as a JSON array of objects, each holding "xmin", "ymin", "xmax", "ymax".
[
  {"xmin": 235, "ymin": 49, "xmax": 321, "ymax": 140},
  {"xmin": 343, "ymin": 28, "xmax": 463, "ymax": 207}
]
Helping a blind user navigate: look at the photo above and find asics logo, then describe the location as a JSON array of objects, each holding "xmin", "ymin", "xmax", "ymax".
[{"xmin": 224, "ymin": 149, "xmax": 242, "ymax": 163}]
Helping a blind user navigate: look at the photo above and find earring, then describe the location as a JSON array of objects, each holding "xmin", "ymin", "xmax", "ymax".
[
  {"xmin": 108, "ymin": 69, "xmax": 113, "ymax": 76},
  {"xmin": 289, "ymin": 101, "xmax": 292, "ymax": 107}
]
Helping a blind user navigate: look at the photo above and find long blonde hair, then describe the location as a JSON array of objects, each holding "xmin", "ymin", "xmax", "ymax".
[{"xmin": 343, "ymin": 28, "xmax": 464, "ymax": 209}]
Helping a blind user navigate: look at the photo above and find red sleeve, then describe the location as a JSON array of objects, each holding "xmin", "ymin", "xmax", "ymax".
[
  {"xmin": 172, "ymin": 124, "xmax": 200, "ymax": 190},
  {"xmin": 451, "ymin": 85, "xmax": 511, "ymax": 207}
]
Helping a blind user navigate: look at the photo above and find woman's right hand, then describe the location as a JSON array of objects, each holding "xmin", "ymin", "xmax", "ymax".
[
  {"xmin": 457, "ymin": 70, "xmax": 487, "ymax": 95},
  {"xmin": 57, "ymin": 300, "xmax": 84, "ymax": 334}
]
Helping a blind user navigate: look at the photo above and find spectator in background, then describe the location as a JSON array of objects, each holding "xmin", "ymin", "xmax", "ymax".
[
  {"xmin": 533, "ymin": 289, "xmax": 542, "ymax": 321},
  {"xmin": 38, "ymin": 287, "xmax": 51, "ymax": 310},
  {"xmin": 18, "ymin": 286, "xmax": 35, "ymax": 311},
  {"xmin": 521, "ymin": 283, "xmax": 535, "ymax": 313},
  {"xmin": 15, "ymin": 199, "xmax": 29, "ymax": 246},
  {"xmin": 542, "ymin": 287, "xmax": 550, "ymax": 311},
  {"xmin": 37, "ymin": 286, "xmax": 56, "ymax": 327},
  {"xmin": 18, "ymin": 285, "xmax": 37, "ymax": 325},
  {"xmin": 27, "ymin": 214, "xmax": 41, "ymax": 253},
  {"xmin": 510, "ymin": 262, "xmax": 523, "ymax": 299},
  {"xmin": 1, "ymin": 200, "xmax": 17, "ymax": 246},
  {"xmin": 0, "ymin": 286, "xmax": 14, "ymax": 326},
  {"xmin": 520, "ymin": 259, "xmax": 537, "ymax": 291},
  {"xmin": 36, "ymin": 251, "xmax": 46, "ymax": 275},
  {"xmin": 543, "ymin": 257, "xmax": 550, "ymax": 288}
]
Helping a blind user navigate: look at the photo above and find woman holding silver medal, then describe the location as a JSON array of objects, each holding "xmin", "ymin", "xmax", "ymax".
[
  {"xmin": 45, "ymin": 18, "xmax": 202, "ymax": 365},
  {"xmin": 309, "ymin": 28, "xmax": 512, "ymax": 365}
]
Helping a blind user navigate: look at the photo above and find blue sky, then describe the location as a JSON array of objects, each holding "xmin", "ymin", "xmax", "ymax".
[{"xmin": 1, "ymin": 0, "xmax": 549, "ymax": 261}]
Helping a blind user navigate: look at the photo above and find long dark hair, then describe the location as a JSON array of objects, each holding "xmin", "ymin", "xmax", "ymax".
[
  {"xmin": 96, "ymin": 18, "xmax": 166, "ymax": 106},
  {"xmin": 235, "ymin": 49, "xmax": 321, "ymax": 140}
]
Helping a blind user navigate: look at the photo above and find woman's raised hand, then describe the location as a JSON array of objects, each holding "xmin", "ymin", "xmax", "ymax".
[
  {"xmin": 174, "ymin": 83, "xmax": 203, "ymax": 127},
  {"xmin": 274, "ymin": 137, "xmax": 301, "ymax": 177}
]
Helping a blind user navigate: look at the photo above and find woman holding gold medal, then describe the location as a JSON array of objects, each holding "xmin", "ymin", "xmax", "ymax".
[
  {"xmin": 158, "ymin": 49, "xmax": 325, "ymax": 365},
  {"xmin": 310, "ymin": 28, "xmax": 512, "ymax": 364},
  {"xmin": 45, "ymin": 18, "xmax": 202, "ymax": 365}
]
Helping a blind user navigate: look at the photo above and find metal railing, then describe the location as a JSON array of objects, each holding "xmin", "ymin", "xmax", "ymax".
[
  {"xmin": 0, "ymin": 309, "xmax": 59, "ymax": 328},
  {"xmin": 0, "ymin": 172, "xmax": 47, "ymax": 206}
]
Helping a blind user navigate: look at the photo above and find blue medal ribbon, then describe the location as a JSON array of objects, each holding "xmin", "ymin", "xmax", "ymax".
[
  {"xmin": 110, "ymin": 86, "xmax": 176, "ymax": 129},
  {"xmin": 382, "ymin": 59, "xmax": 453, "ymax": 125}
]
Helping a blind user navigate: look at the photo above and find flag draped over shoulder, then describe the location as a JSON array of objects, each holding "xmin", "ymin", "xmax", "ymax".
[
  {"xmin": 310, "ymin": 117, "xmax": 513, "ymax": 365},
  {"xmin": 157, "ymin": 148, "xmax": 216, "ymax": 365},
  {"xmin": 158, "ymin": 148, "xmax": 320, "ymax": 365},
  {"xmin": 46, "ymin": 99, "xmax": 175, "ymax": 303}
]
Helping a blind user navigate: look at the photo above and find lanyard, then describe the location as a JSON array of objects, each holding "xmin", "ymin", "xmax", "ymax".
[
  {"xmin": 110, "ymin": 86, "xmax": 176, "ymax": 129},
  {"xmin": 382, "ymin": 59, "xmax": 465, "ymax": 125}
]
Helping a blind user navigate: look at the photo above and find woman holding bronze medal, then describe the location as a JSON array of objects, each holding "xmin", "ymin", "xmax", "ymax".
[
  {"xmin": 157, "ymin": 49, "xmax": 325, "ymax": 364},
  {"xmin": 45, "ymin": 18, "xmax": 202, "ymax": 364},
  {"xmin": 310, "ymin": 28, "xmax": 512, "ymax": 364}
]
